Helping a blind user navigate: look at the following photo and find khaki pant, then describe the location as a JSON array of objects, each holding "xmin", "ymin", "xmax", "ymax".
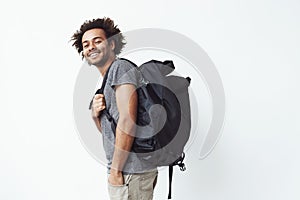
[{"xmin": 108, "ymin": 170, "xmax": 158, "ymax": 200}]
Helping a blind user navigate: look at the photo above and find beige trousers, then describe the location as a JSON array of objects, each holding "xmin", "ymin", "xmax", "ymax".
[{"xmin": 108, "ymin": 170, "xmax": 158, "ymax": 200}]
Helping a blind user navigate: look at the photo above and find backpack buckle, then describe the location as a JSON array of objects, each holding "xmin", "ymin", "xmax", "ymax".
[{"xmin": 178, "ymin": 163, "xmax": 186, "ymax": 171}]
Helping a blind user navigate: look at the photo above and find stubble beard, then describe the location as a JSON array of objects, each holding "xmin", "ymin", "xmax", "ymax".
[{"xmin": 86, "ymin": 52, "xmax": 109, "ymax": 68}]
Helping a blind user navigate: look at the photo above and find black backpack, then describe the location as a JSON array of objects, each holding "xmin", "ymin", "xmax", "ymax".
[{"xmin": 90, "ymin": 58, "xmax": 191, "ymax": 199}]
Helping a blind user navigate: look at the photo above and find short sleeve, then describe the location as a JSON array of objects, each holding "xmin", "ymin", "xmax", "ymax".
[{"xmin": 110, "ymin": 59, "xmax": 140, "ymax": 89}]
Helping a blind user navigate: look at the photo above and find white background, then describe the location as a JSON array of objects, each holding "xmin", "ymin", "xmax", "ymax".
[{"xmin": 1, "ymin": 0, "xmax": 300, "ymax": 199}]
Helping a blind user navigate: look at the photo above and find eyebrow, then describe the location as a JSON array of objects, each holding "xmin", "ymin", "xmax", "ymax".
[{"xmin": 82, "ymin": 36, "xmax": 104, "ymax": 44}]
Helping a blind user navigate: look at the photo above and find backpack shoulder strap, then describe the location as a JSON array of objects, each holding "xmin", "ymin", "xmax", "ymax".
[
  {"xmin": 88, "ymin": 65, "xmax": 112, "ymax": 110},
  {"xmin": 119, "ymin": 57, "xmax": 138, "ymax": 67}
]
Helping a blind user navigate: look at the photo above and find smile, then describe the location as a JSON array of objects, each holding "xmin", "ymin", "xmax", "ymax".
[{"xmin": 88, "ymin": 51, "xmax": 101, "ymax": 58}]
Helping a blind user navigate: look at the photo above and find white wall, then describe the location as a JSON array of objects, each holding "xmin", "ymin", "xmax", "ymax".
[{"xmin": 0, "ymin": 0, "xmax": 299, "ymax": 199}]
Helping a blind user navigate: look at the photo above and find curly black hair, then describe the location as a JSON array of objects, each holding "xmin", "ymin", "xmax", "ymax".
[{"xmin": 71, "ymin": 17, "xmax": 126, "ymax": 57}]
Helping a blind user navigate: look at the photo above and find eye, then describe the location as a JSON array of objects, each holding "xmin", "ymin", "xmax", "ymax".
[
  {"xmin": 83, "ymin": 44, "xmax": 88, "ymax": 49},
  {"xmin": 95, "ymin": 40, "xmax": 102, "ymax": 44}
]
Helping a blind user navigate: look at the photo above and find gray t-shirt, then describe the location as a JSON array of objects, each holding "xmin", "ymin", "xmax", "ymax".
[{"xmin": 100, "ymin": 58, "xmax": 153, "ymax": 174}]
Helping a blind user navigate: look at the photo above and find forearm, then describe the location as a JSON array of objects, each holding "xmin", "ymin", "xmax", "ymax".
[
  {"xmin": 92, "ymin": 116, "xmax": 102, "ymax": 133},
  {"xmin": 91, "ymin": 94, "xmax": 105, "ymax": 133},
  {"xmin": 110, "ymin": 117, "xmax": 135, "ymax": 174}
]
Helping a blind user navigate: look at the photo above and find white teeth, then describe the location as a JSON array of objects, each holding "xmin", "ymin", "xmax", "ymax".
[{"xmin": 89, "ymin": 53, "xmax": 99, "ymax": 58}]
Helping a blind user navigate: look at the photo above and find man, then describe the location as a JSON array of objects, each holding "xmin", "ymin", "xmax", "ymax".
[{"xmin": 71, "ymin": 17, "xmax": 158, "ymax": 200}]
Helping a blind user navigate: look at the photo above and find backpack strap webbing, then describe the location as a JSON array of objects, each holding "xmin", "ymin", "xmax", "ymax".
[{"xmin": 168, "ymin": 153, "xmax": 186, "ymax": 199}]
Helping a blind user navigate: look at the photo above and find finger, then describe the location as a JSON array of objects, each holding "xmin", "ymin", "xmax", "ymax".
[
  {"xmin": 99, "ymin": 97, "xmax": 105, "ymax": 104},
  {"xmin": 93, "ymin": 101, "xmax": 104, "ymax": 107},
  {"xmin": 95, "ymin": 99, "xmax": 105, "ymax": 106},
  {"xmin": 95, "ymin": 104, "xmax": 101, "ymax": 109},
  {"xmin": 94, "ymin": 94, "xmax": 104, "ymax": 99},
  {"xmin": 93, "ymin": 104, "xmax": 102, "ymax": 111},
  {"xmin": 94, "ymin": 107, "xmax": 104, "ymax": 114},
  {"xmin": 99, "ymin": 106, "xmax": 105, "ymax": 111}
]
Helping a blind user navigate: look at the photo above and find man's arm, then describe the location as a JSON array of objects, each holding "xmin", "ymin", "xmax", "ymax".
[
  {"xmin": 109, "ymin": 83, "xmax": 137, "ymax": 185},
  {"xmin": 91, "ymin": 94, "xmax": 106, "ymax": 133}
]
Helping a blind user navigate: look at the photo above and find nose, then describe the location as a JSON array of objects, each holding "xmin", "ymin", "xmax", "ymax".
[{"xmin": 88, "ymin": 42, "xmax": 96, "ymax": 51}]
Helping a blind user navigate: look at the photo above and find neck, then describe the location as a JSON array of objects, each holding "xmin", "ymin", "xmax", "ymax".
[{"xmin": 97, "ymin": 55, "xmax": 116, "ymax": 76}]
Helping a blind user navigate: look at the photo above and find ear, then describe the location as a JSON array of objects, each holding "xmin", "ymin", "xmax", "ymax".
[{"xmin": 110, "ymin": 40, "xmax": 115, "ymax": 51}]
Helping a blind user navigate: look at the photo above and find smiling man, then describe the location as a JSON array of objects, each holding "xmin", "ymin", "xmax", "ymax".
[{"xmin": 71, "ymin": 18, "xmax": 158, "ymax": 200}]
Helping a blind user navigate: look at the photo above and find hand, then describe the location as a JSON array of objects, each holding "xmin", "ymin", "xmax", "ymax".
[
  {"xmin": 91, "ymin": 94, "xmax": 106, "ymax": 118},
  {"xmin": 108, "ymin": 170, "xmax": 124, "ymax": 186}
]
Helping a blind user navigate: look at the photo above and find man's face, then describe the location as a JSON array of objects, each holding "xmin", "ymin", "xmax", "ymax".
[{"xmin": 82, "ymin": 28, "xmax": 115, "ymax": 67}]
